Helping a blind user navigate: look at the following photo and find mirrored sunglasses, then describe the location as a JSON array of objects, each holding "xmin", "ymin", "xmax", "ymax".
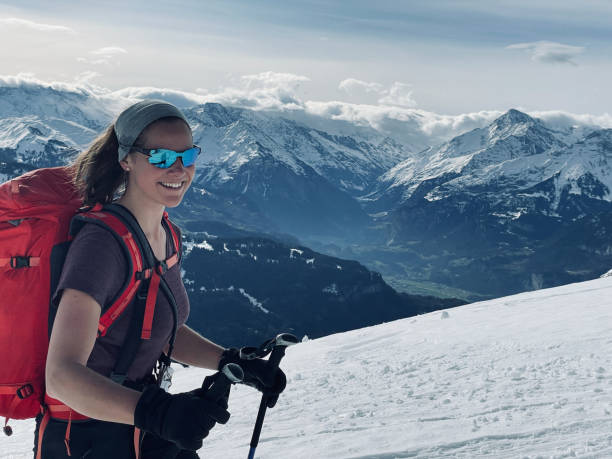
[{"xmin": 134, "ymin": 145, "xmax": 201, "ymax": 168}]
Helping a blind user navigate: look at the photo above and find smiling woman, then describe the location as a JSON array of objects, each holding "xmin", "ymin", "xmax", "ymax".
[{"xmin": 37, "ymin": 100, "xmax": 287, "ymax": 459}]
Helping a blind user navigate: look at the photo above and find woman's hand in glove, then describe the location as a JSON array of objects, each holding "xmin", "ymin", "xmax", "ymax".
[
  {"xmin": 134, "ymin": 385, "xmax": 230, "ymax": 451},
  {"xmin": 218, "ymin": 348, "xmax": 287, "ymax": 408}
]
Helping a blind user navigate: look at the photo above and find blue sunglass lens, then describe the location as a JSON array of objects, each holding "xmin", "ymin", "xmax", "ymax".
[
  {"xmin": 147, "ymin": 147, "xmax": 200, "ymax": 168},
  {"xmin": 179, "ymin": 147, "xmax": 199, "ymax": 166}
]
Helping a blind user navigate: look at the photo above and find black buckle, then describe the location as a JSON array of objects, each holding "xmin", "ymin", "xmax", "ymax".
[
  {"xmin": 10, "ymin": 256, "xmax": 30, "ymax": 269},
  {"xmin": 136, "ymin": 281, "xmax": 149, "ymax": 301},
  {"xmin": 156, "ymin": 260, "xmax": 168, "ymax": 275},
  {"xmin": 135, "ymin": 269, "xmax": 152, "ymax": 281},
  {"xmin": 17, "ymin": 384, "xmax": 34, "ymax": 399}
]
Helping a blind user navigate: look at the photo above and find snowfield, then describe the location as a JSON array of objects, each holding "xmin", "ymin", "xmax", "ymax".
[{"xmin": 3, "ymin": 277, "xmax": 612, "ymax": 458}]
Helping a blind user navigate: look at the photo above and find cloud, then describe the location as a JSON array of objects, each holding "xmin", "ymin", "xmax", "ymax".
[
  {"xmin": 240, "ymin": 71, "xmax": 310, "ymax": 88},
  {"xmin": 90, "ymin": 47, "xmax": 127, "ymax": 56},
  {"xmin": 378, "ymin": 82, "xmax": 416, "ymax": 108},
  {"xmin": 196, "ymin": 71, "xmax": 311, "ymax": 111},
  {"xmin": 339, "ymin": 78, "xmax": 384, "ymax": 94},
  {"xmin": 77, "ymin": 46, "xmax": 128, "ymax": 66},
  {"xmin": 74, "ymin": 71, "xmax": 101, "ymax": 85},
  {"xmin": 304, "ymin": 100, "xmax": 500, "ymax": 147},
  {"xmin": 339, "ymin": 79, "xmax": 416, "ymax": 108},
  {"xmin": 77, "ymin": 57, "xmax": 111, "ymax": 65},
  {"xmin": 530, "ymin": 110, "xmax": 612, "ymax": 130},
  {"xmin": 0, "ymin": 17, "xmax": 76, "ymax": 34},
  {"xmin": 0, "ymin": 72, "xmax": 94, "ymax": 95},
  {"xmin": 506, "ymin": 41, "xmax": 585, "ymax": 66},
  {"xmin": 111, "ymin": 86, "xmax": 207, "ymax": 109}
]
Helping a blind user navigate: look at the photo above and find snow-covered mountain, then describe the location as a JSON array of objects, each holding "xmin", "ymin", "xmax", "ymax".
[
  {"xmin": 6, "ymin": 276, "xmax": 612, "ymax": 458},
  {"xmin": 180, "ymin": 103, "xmax": 411, "ymax": 238},
  {"xmin": 189, "ymin": 103, "xmax": 408, "ymax": 195},
  {"xmin": 370, "ymin": 109, "xmax": 609, "ymax": 214},
  {"xmin": 0, "ymin": 84, "xmax": 413, "ymax": 240},
  {"xmin": 0, "ymin": 84, "xmax": 118, "ymax": 170},
  {"xmin": 1, "ymin": 81, "xmax": 610, "ymax": 298},
  {"xmin": 0, "ymin": 84, "xmax": 114, "ymax": 129},
  {"xmin": 353, "ymin": 110, "xmax": 612, "ymax": 298}
]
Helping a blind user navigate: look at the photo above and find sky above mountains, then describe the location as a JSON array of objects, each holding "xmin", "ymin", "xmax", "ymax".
[{"xmin": 0, "ymin": 1, "xmax": 611, "ymax": 117}]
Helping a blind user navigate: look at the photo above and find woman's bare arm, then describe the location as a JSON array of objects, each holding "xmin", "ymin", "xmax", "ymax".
[
  {"xmin": 45, "ymin": 288, "xmax": 141, "ymax": 425},
  {"xmin": 169, "ymin": 325, "xmax": 225, "ymax": 370}
]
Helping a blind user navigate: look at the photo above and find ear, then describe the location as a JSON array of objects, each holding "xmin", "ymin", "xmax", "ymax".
[{"xmin": 119, "ymin": 156, "xmax": 132, "ymax": 172}]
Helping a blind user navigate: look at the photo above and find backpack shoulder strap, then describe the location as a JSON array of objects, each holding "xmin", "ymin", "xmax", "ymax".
[
  {"xmin": 70, "ymin": 205, "xmax": 151, "ymax": 338},
  {"xmin": 162, "ymin": 212, "xmax": 182, "ymax": 266},
  {"xmin": 101, "ymin": 204, "xmax": 180, "ymax": 384}
]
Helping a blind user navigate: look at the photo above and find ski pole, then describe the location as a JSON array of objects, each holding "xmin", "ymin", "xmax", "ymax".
[{"xmin": 248, "ymin": 333, "xmax": 298, "ymax": 459}]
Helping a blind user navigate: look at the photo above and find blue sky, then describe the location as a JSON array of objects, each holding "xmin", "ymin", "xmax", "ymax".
[{"xmin": 0, "ymin": 0, "xmax": 611, "ymax": 116}]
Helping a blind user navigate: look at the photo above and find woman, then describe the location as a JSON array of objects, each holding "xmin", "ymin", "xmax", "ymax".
[{"xmin": 37, "ymin": 100, "xmax": 284, "ymax": 459}]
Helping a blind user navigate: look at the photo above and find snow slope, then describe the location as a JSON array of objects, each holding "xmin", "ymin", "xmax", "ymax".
[{"xmin": 3, "ymin": 277, "xmax": 612, "ymax": 458}]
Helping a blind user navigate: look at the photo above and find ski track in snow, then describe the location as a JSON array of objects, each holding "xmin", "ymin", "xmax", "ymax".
[{"xmin": 3, "ymin": 277, "xmax": 612, "ymax": 458}]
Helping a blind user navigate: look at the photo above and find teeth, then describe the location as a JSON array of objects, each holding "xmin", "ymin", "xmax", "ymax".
[{"xmin": 160, "ymin": 182, "xmax": 183, "ymax": 189}]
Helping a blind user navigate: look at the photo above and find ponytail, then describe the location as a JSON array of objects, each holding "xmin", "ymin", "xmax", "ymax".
[{"xmin": 71, "ymin": 124, "xmax": 126, "ymax": 206}]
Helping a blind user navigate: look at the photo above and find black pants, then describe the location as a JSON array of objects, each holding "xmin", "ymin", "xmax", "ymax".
[{"xmin": 34, "ymin": 415, "xmax": 198, "ymax": 459}]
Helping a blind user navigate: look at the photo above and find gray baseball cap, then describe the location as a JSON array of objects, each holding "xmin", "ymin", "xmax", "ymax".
[{"xmin": 114, "ymin": 99, "xmax": 189, "ymax": 161}]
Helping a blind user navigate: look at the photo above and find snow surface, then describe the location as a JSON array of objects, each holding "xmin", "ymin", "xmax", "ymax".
[{"xmin": 3, "ymin": 277, "xmax": 612, "ymax": 458}]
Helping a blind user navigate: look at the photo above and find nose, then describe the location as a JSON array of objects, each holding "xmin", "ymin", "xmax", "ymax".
[{"xmin": 169, "ymin": 157, "xmax": 185, "ymax": 169}]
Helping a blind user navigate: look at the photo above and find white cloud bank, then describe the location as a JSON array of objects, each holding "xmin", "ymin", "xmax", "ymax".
[
  {"xmin": 1, "ymin": 72, "xmax": 610, "ymax": 150},
  {"xmin": 0, "ymin": 17, "xmax": 76, "ymax": 34},
  {"xmin": 506, "ymin": 41, "xmax": 585, "ymax": 66},
  {"xmin": 196, "ymin": 71, "xmax": 310, "ymax": 111}
]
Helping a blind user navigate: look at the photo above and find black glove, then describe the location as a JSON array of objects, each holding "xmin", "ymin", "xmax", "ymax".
[
  {"xmin": 218, "ymin": 348, "xmax": 287, "ymax": 408},
  {"xmin": 134, "ymin": 385, "xmax": 230, "ymax": 451}
]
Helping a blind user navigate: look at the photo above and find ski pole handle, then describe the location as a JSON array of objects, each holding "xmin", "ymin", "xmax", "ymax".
[
  {"xmin": 267, "ymin": 333, "xmax": 299, "ymax": 369},
  {"xmin": 204, "ymin": 363, "xmax": 244, "ymax": 402}
]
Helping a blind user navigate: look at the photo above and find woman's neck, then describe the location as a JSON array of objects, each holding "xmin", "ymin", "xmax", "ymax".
[{"xmin": 115, "ymin": 193, "xmax": 165, "ymax": 241}]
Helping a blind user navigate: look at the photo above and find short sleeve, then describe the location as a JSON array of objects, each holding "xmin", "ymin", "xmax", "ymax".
[{"xmin": 53, "ymin": 223, "xmax": 129, "ymax": 310}]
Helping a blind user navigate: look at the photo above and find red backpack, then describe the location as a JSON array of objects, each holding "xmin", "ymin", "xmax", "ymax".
[{"xmin": 0, "ymin": 166, "xmax": 180, "ymax": 436}]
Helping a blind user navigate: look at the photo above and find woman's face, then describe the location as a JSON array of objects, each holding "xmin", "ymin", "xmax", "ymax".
[{"xmin": 121, "ymin": 120, "xmax": 196, "ymax": 209}]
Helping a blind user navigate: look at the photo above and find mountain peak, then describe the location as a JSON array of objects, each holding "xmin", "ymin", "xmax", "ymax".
[
  {"xmin": 493, "ymin": 109, "xmax": 535, "ymax": 127},
  {"xmin": 189, "ymin": 102, "xmax": 241, "ymax": 127}
]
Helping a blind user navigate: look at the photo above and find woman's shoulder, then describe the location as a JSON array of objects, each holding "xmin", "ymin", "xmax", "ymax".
[
  {"xmin": 69, "ymin": 221, "xmax": 130, "ymax": 266},
  {"xmin": 57, "ymin": 222, "xmax": 130, "ymax": 310},
  {"xmin": 73, "ymin": 220, "xmax": 126, "ymax": 247}
]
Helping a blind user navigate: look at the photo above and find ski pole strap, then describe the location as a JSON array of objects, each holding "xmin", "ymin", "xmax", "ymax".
[{"xmin": 240, "ymin": 333, "xmax": 299, "ymax": 361}]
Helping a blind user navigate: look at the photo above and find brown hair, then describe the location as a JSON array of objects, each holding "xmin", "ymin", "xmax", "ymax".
[
  {"xmin": 72, "ymin": 117, "xmax": 190, "ymax": 206},
  {"xmin": 72, "ymin": 124, "xmax": 126, "ymax": 206}
]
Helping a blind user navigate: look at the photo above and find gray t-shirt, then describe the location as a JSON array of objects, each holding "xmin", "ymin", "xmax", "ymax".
[{"xmin": 53, "ymin": 220, "xmax": 189, "ymax": 383}]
